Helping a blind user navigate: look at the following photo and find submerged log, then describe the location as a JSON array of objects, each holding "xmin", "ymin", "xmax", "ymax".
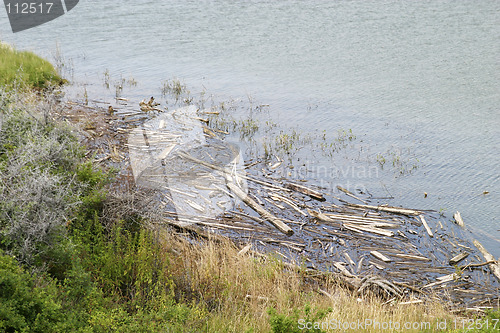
[
  {"xmin": 449, "ymin": 252, "xmax": 469, "ymax": 266},
  {"xmin": 459, "ymin": 260, "xmax": 497, "ymax": 270},
  {"xmin": 346, "ymin": 203, "xmax": 422, "ymax": 216},
  {"xmin": 473, "ymin": 240, "xmax": 500, "ymax": 282},
  {"xmin": 285, "ymin": 182, "xmax": 326, "ymax": 201},
  {"xmin": 270, "ymin": 193, "xmax": 307, "ymax": 216},
  {"xmin": 336, "ymin": 186, "xmax": 368, "ymax": 204}
]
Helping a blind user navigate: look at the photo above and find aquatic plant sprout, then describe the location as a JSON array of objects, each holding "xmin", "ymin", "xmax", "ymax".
[{"xmin": 128, "ymin": 105, "xmax": 247, "ymax": 226}]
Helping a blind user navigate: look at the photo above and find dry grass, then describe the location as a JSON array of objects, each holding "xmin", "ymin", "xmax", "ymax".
[{"xmin": 147, "ymin": 227, "xmax": 454, "ymax": 332}]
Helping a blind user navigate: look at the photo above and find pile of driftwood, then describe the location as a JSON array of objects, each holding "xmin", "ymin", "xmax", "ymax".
[
  {"xmin": 153, "ymin": 153, "xmax": 499, "ymax": 308},
  {"xmin": 59, "ymin": 99, "xmax": 499, "ymax": 309}
]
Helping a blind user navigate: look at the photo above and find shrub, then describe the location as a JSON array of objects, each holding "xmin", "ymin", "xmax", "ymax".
[
  {"xmin": 268, "ymin": 304, "xmax": 332, "ymax": 333},
  {"xmin": 77, "ymin": 220, "xmax": 174, "ymax": 308},
  {"xmin": 0, "ymin": 251, "xmax": 64, "ymax": 332},
  {"xmin": 0, "ymin": 90, "xmax": 82, "ymax": 273}
]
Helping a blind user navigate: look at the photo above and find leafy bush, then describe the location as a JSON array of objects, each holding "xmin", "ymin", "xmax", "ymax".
[
  {"xmin": 0, "ymin": 251, "xmax": 64, "ymax": 332},
  {"xmin": 268, "ymin": 304, "xmax": 332, "ymax": 333}
]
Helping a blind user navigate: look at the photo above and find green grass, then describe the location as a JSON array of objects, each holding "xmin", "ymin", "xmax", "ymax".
[{"xmin": 0, "ymin": 42, "xmax": 63, "ymax": 90}]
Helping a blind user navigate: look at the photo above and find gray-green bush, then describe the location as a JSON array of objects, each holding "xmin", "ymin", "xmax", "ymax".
[{"xmin": 0, "ymin": 89, "xmax": 82, "ymax": 271}]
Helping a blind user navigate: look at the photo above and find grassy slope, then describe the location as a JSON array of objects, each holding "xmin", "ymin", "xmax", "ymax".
[
  {"xmin": 0, "ymin": 45, "xmax": 498, "ymax": 332},
  {"xmin": 0, "ymin": 41, "xmax": 62, "ymax": 90}
]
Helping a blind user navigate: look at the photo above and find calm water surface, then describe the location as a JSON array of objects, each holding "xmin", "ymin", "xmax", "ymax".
[{"xmin": 1, "ymin": 0, "xmax": 499, "ymax": 255}]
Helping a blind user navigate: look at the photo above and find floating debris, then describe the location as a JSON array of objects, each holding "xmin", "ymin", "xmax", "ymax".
[
  {"xmin": 453, "ymin": 211, "xmax": 465, "ymax": 228},
  {"xmin": 139, "ymin": 96, "xmax": 162, "ymax": 112},
  {"xmin": 58, "ymin": 101, "xmax": 500, "ymax": 308},
  {"xmin": 449, "ymin": 252, "xmax": 469, "ymax": 266}
]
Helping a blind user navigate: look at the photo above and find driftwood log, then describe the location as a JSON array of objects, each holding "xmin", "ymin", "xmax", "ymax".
[
  {"xmin": 346, "ymin": 203, "xmax": 422, "ymax": 216},
  {"xmin": 473, "ymin": 240, "xmax": 500, "ymax": 282},
  {"xmin": 227, "ymin": 182, "xmax": 293, "ymax": 236}
]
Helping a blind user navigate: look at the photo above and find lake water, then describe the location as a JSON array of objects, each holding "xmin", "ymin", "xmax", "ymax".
[{"xmin": 1, "ymin": 0, "xmax": 499, "ymax": 256}]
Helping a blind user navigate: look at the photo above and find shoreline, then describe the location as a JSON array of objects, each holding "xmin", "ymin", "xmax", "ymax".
[
  {"xmin": 62, "ymin": 69, "xmax": 500, "ymax": 259},
  {"xmin": 1, "ymin": 41, "xmax": 498, "ymax": 330},
  {"xmin": 57, "ymin": 90, "xmax": 500, "ymax": 309}
]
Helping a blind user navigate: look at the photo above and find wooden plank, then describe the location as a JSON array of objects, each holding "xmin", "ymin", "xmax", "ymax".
[
  {"xmin": 343, "ymin": 253, "xmax": 356, "ymax": 266},
  {"xmin": 333, "ymin": 262, "xmax": 355, "ymax": 277},
  {"xmin": 449, "ymin": 252, "xmax": 469, "ymax": 266},
  {"xmin": 453, "ymin": 211, "xmax": 465, "ymax": 227},
  {"xmin": 307, "ymin": 209, "xmax": 336, "ymax": 223},
  {"xmin": 325, "ymin": 212, "xmax": 399, "ymax": 224},
  {"xmin": 394, "ymin": 253, "xmax": 431, "ymax": 262},
  {"xmin": 370, "ymin": 251, "xmax": 392, "ymax": 262},
  {"xmin": 344, "ymin": 223, "xmax": 394, "ymax": 237},
  {"xmin": 399, "ymin": 299, "xmax": 423, "ymax": 305},
  {"xmin": 238, "ymin": 244, "xmax": 253, "ymax": 256},
  {"xmin": 419, "ymin": 215, "xmax": 433, "ymax": 237},
  {"xmin": 324, "ymin": 214, "xmax": 399, "ymax": 228},
  {"xmin": 343, "ymin": 224, "xmax": 365, "ymax": 234},
  {"xmin": 346, "ymin": 203, "xmax": 422, "ymax": 216},
  {"xmin": 423, "ymin": 273, "xmax": 458, "ymax": 288}
]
